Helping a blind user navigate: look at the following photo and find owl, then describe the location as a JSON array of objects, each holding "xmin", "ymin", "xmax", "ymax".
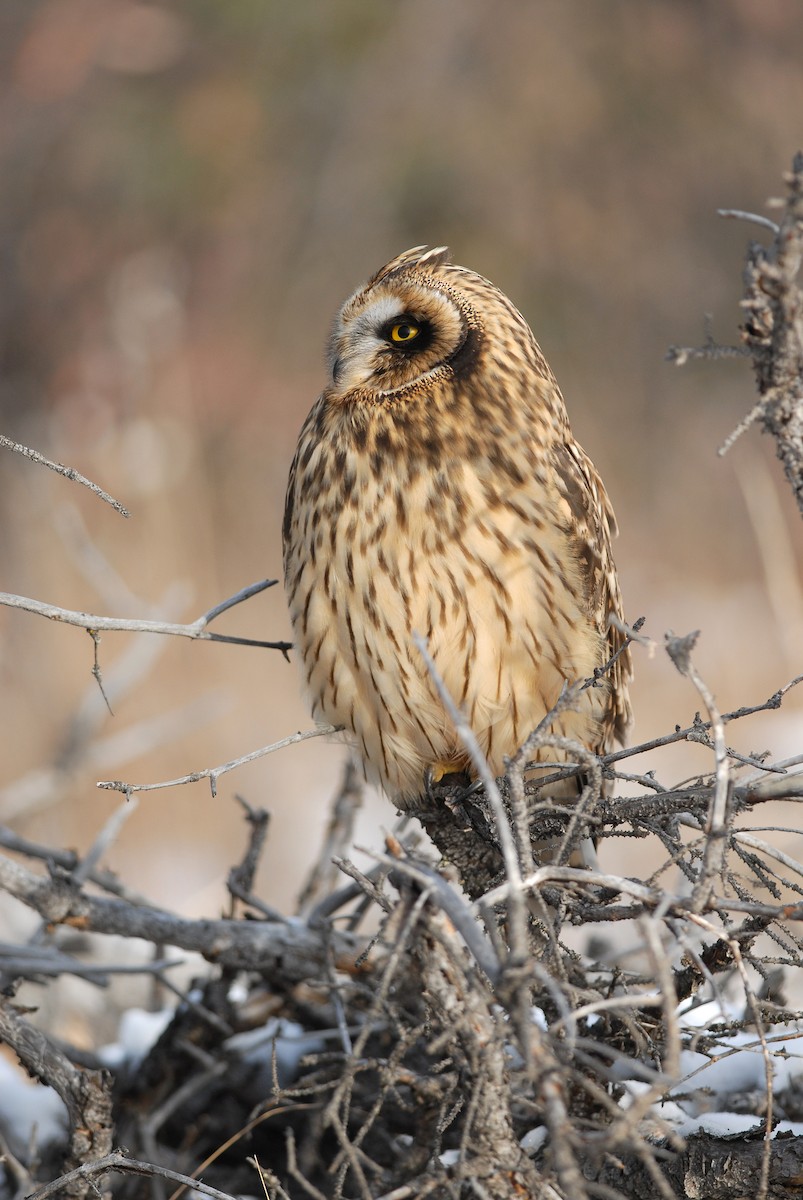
[{"xmin": 283, "ymin": 246, "xmax": 631, "ymax": 810}]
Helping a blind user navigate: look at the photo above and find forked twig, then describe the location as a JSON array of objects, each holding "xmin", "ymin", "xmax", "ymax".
[{"xmin": 0, "ymin": 578, "xmax": 292, "ymax": 654}]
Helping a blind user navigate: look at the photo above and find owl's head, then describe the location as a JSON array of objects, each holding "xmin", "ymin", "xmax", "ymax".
[{"xmin": 326, "ymin": 246, "xmax": 495, "ymax": 402}]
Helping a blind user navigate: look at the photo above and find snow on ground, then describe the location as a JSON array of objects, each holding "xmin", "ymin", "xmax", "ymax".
[{"xmin": 0, "ymin": 1052, "xmax": 67, "ymax": 1155}]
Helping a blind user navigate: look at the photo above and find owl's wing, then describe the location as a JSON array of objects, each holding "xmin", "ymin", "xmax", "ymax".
[
  {"xmin": 282, "ymin": 397, "xmax": 325, "ymax": 568},
  {"xmin": 552, "ymin": 440, "xmax": 633, "ymax": 750},
  {"xmin": 282, "ymin": 435, "xmax": 302, "ymax": 566}
]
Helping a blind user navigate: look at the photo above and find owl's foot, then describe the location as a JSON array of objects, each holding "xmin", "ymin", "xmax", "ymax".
[
  {"xmin": 428, "ymin": 760, "xmax": 466, "ymax": 785},
  {"xmin": 424, "ymin": 762, "xmax": 471, "ymax": 803}
]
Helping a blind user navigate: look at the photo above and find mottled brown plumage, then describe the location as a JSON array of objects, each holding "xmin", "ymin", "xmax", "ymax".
[{"xmin": 283, "ymin": 247, "xmax": 631, "ymax": 808}]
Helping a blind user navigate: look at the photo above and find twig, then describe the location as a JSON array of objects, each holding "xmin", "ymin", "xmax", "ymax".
[
  {"xmin": 717, "ymin": 208, "xmax": 780, "ymax": 234},
  {"xmin": 0, "ymin": 433, "xmax": 130, "ymax": 517},
  {"xmin": 733, "ymin": 830, "xmax": 803, "ymax": 880},
  {"xmin": 601, "ymin": 670, "xmax": 803, "ymax": 767},
  {"xmin": 322, "ymin": 931, "xmax": 354, "ymax": 1057},
  {"xmin": 284, "ymin": 1129, "xmax": 329, "ymax": 1200},
  {"xmin": 226, "ymin": 795, "xmax": 272, "ymax": 916},
  {"xmin": 375, "ymin": 842, "xmax": 502, "ymax": 985},
  {"xmin": 664, "ymin": 632, "xmax": 731, "ymax": 913},
  {"xmin": 0, "ymin": 579, "xmax": 292, "ymax": 655},
  {"xmin": 323, "ymin": 888, "xmax": 434, "ymax": 1198},
  {"xmin": 730, "ymin": 939, "xmax": 773, "ymax": 1200},
  {"xmin": 97, "ymin": 724, "xmax": 342, "ymax": 798},
  {"xmin": 640, "ymin": 900, "xmax": 681, "ymax": 1081},
  {"xmin": 297, "ymin": 759, "xmax": 364, "ymax": 919},
  {"xmin": 0, "ymin": 1129, "xmax": 33, "ymax": 1198},
  {"xmin": 331, "ymin": 856, "xmax": 393, "ymax": 916},
  {"xmin": 477, "ymin": 861, "xmax": 803, "ymax": 926},
  {"xmin": 666, "ymin": 335, "xmax": 749, "ymax": 366},
  {"xmin": 88, "ymin": 629, "xmax": 114, "ymax": 714},
  {"xmin": 513, "ymin": 633, "xmax": 800, "ymax": 797},
  {"xmin": 550, "ymin": 991, "xmax": 666, "ymax": 1031},
  {"xmin": 0, "ymin": 942, "xmax": 180, "ymax": 983},
  {"xmin": 412, "ymin": 632, "xmax": 527, "ymax": 963},
  {"xmin": 71, "ymin": 796, "xmax": 140, "ymax": 888},
  {"xmin": 685, "ymin": 154, "xmax": 803, "ymax": 512},
  {"xmin": 717, "ymin": 397, "xmax": 767, "ymax": 456},
  {"xmin": 0, "ymin": 824, "xmax": 154, "ymax": 905},
  {"xmin": 25, "ymin": 1150, "xmax": 241, "ymax": 1200}
]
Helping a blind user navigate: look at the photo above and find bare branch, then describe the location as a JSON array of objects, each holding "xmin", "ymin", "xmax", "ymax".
[
  {"xmin": 0, "ymin": 997, "xmax": 114, "ymax": 1193},
  {"xmin": 0, "ymin": 579, "xmax": 293, "ymax": 654},
  {"xmin": 601, "ymin": 670, "xmax": 803, "ymax": 767},
  {"xmin": 717, "ymin": 397, "xmax": 767, "ymax": 456},
  {"xmin": 413, "ymin": 631, "xmax": 529, "ymax": 963},
  {"xmin": 97, "ymin": 723, "xmax": 342, "ymax": 798},
  {"xmin": 717, "ymin": 207, "xmax": 780, "ymax": 233},
  {"xmin": 0, "ymin": 847, "xmax": 362, "ymax": 980},
  {"xmin": 297, "ymin": 759, "xmax": 364, "ymax": 919},
  {"xmin": 0, "ymin": 433, "xmax": 131, "ymax": 517},
  {"xmin": 676, "ymin": 154, "xmax": 803, "ymax": 512},
  {"xmin": 664, "ymin": 632, "xmax": 731, "ymax": 912},
  {"xmin": 731, "ymin": 939, "xmax": 773, "ymax": 1200},
  {"xmin": 226, "ymin": 795, "xmax": 273, "ymax": 917},
  {"xmin": 25, "ymin": 1150, "xmax": 242, "ymax": 1200}
]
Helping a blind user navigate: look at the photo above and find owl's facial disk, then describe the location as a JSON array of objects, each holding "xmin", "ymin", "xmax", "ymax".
[{"xmin": 328, "ymin": 279, "xmax": 466, "ymax": 398}]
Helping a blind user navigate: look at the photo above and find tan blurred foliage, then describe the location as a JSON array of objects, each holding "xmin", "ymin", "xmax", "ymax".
[{"xmin": 1, "ymin": 0, "xmax": 801, "ymax": 916}]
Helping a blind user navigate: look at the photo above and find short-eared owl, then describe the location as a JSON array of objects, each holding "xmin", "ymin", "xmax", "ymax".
[{"xmin": 283, "ymin": 246, "xmax": 631, "ymax": 808}]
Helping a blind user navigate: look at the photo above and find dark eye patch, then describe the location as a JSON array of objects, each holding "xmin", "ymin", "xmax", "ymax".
[{"xmin": 380, "ymin": 314, "xmax": 433, "ymax": 352}]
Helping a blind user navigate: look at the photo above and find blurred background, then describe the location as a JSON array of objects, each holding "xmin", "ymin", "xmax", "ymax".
[{"xmin": 1, "ymin": 0, "xmax": 802, "ymax": 937}]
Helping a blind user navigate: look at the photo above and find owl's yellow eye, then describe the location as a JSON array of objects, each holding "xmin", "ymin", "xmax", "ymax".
[{"xmin": 390, "ymin": 321, "xmax": 420, "ymax": 344}]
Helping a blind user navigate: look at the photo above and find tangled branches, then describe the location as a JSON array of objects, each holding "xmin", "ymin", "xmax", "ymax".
[{"xmin": 1, "ymin": 642, "xmax": 803, "ymax": 1200}]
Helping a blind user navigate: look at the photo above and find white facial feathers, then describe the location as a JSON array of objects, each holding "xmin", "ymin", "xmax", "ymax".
[{"xmin": 328, "ymin": 278, "xmax": 465, "ymax": 395}]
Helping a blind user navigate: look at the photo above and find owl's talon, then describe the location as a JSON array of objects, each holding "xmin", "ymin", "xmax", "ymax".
[{"xmin": 424, "ymin": 765, "xmax": 473, "ymax": 807}]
